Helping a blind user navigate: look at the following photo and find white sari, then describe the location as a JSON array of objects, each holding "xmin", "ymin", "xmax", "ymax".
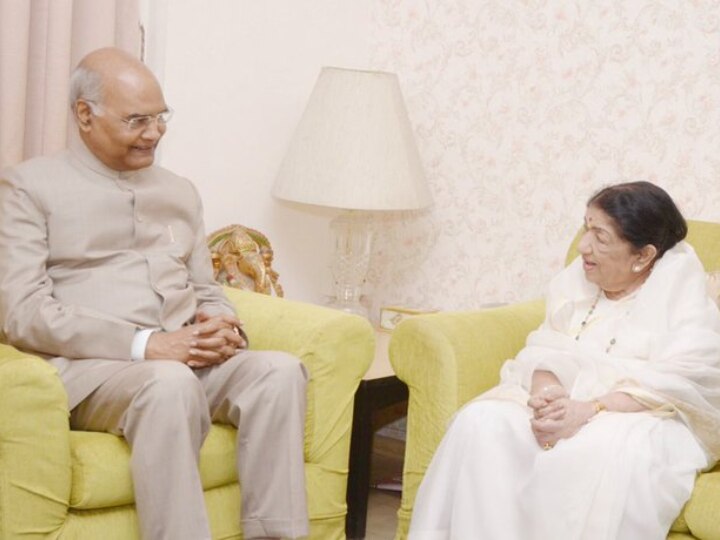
[{"xmin": 409, "ymin": 242, "xmax": 720, "ymax": 540}]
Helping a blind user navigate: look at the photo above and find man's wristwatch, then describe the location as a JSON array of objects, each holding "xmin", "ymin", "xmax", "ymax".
[{"xmin": 232, "ymin": 325, "xmax": 249, "ymax": 348}]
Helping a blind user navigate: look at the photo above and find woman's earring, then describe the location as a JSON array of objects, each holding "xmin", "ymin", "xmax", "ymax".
[{"xmin": 632, "ymin": 264, "xmax": 641, "ymax": 273}]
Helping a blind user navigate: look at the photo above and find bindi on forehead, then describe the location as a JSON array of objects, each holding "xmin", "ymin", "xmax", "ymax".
[
  {"xmin": 584, "ymin": 214, "xmax": 603, "ymax": 228},
  {"xmin": 584, "ymin": 213, "xmax": 618, "ymax": 239}
]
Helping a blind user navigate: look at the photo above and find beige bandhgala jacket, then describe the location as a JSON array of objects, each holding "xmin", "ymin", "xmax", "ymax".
[{"xmin": 0, "ymin": 141, "xmax": 234, "ymax": 408}]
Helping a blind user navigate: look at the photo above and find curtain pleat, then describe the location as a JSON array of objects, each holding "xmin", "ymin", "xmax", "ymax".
[
  {"xmin": 24, "ymin": 0, "xmax": 74, "ymax": 158},
  {"xmin": 0, "ymin": 0, "xmax": 140, "ymax": 170},
  {"xmin": 0, "ymin": 0, "xmax": 32, "ymax": 168}
]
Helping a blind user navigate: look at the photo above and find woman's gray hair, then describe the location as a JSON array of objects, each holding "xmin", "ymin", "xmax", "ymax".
[{"xmin": 68, "ymin": 65, "xmax": 103, "ymax": 110}]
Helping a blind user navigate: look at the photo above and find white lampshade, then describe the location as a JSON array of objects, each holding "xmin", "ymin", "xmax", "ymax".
[{"xmin": 273, "ymin": 67, "xmax": 431, "ymax": 211}]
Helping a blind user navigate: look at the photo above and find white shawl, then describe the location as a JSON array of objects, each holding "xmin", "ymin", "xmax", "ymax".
[{"xmin": 481, "ymin": 242, "xmax": 720, "ymax": 459}]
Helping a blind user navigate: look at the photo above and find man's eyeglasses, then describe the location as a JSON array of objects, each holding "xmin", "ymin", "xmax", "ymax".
[{"xmin": 84, "ymin": 100, "xmax": 174, "ymax": 131}]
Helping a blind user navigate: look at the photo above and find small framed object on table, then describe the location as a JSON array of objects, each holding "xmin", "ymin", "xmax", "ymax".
[{"xmin": 379, "ymin": 306, "xmax": 437, "ymax": 332}]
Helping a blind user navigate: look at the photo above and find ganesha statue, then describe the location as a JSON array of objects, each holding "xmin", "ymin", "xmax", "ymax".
[{"xmin": 207, "ymin": 224, "xmax": 284, "ymax": 297}]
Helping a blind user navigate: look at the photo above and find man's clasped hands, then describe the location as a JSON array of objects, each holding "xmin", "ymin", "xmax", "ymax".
[{"xmin": 145, "ymin": 312, "xmax": 247, "ymax": 369}]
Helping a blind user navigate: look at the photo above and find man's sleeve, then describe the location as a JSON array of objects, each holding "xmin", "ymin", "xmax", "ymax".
[
  {"xmin": 0, "ymin": 174, "xmax": 137, "ymax": 360},
  {"xmin": 184, "ymin": 185, "xmax": 236, "ymax": 318}
]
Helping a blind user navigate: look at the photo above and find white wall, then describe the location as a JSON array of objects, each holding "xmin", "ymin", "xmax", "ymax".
[
  {"xmin": 141, "ymin": 0, "xmax": 372, "ymax": 305},
  {"xmin": 143, "ymin": 1, "xmax": 720, "ymax": 319}
]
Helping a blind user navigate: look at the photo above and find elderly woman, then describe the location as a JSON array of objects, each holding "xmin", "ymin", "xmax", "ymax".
[{"xmin": 409, "ymin": 182, "xmax": 720, "ymax": 540}]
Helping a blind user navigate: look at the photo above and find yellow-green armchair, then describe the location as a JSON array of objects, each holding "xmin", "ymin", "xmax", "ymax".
[
  {"xmin": 0, "ymin": 288, "xmax": 373, "ymax": 539},
  {"xmin": 390, "ymin": 220, "xmax": 720, "ymax": 540}
]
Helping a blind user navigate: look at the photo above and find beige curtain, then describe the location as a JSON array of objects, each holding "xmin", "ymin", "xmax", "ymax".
[{"xmin": 0, "ymin": 0, "xmax": 141, "ymax": 170}]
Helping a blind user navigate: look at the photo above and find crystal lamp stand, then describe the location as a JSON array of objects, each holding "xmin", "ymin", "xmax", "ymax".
[{"xmin": 326, "ymin": 211, "xmax": 373, "ymax": 317}]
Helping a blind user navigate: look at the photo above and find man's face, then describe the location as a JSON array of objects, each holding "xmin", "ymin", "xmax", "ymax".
[{"xmin": 79, "ymin": 73, "xmax": 169, "ymax": 172}]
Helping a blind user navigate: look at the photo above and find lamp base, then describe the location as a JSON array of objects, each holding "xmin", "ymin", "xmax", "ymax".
[
  {"xmin": 325, "ymin": 296, "xmax": 369, "ymax": 317},
  {"xmin": 328, "ymin": 211, "xmax": 373, "ymax": 318}
]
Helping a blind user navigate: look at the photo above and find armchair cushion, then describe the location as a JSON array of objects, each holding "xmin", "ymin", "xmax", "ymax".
[
  {"xmin": 223, "ymin": 287, "xmax": 373, "ymax": 462},
  {"xmin": 390, "ymin": 300, "xmax": 546, "ymax": 533},
  {"xmin": 69, "ymin": 426, "xmax": 237, "ymax": 509},
  {"xmin": 0, "ymin": 287, "xmax": 374, "ymax": 540},
  {"xmin": 683, "ymin": 462, "xmax": 720, "ymax": 540},
  {"xmin": 0, "ymin": 348, "xmax": 70, "ymax": 538}
]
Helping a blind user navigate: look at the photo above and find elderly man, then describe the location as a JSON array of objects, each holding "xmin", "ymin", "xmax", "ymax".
[{"xmin": 0, "ymin": 48, "xmax": 308, "ymax": 540}]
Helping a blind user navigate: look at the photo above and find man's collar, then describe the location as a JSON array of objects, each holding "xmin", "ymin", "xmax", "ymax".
[{"xmin": 69, "ymin": 137, "xmax": 140, "ymax": 181}]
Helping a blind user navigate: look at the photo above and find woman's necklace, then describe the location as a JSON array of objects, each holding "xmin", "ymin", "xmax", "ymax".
[
  {"xmin": 574, "ymin": 289, "xmax": 617, "ymax": 353},
  {"xmin": 574, "ymin": 289, "xmax": 601, "ymax": 341}
]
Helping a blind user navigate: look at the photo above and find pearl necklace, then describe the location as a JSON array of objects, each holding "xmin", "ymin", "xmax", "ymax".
[{"xmin": 574, "ymin": 289, "xmax": 617, "ymax": 353}]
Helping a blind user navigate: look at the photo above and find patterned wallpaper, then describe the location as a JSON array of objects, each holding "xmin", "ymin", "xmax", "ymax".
[{"xmin": 365, "ymin": 0, "xmax": 720, "ymax": 316}]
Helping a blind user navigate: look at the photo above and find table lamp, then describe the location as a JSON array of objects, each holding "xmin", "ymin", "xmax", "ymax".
[{"xmin": 273, "ymin": 66, "xmax": 432, "ymax": 316}]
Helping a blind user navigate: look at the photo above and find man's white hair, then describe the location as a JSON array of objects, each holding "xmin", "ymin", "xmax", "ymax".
[{"xmin": 68, "ymin": 65, "xmax": 103, "ymax": 110}]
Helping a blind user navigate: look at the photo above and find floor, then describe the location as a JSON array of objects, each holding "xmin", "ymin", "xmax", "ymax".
[
  {"xmin": 364, "ymin": 435, "xmax": 405, "ymax": 540},
  {"xmin": 366, "ymin": 488, "xmax": 402, "ymax": 540}
]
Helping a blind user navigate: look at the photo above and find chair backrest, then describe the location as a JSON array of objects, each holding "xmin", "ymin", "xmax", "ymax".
[{"xmin": 564, "ymin": 219, "xmax": 720, "ymax": 272}]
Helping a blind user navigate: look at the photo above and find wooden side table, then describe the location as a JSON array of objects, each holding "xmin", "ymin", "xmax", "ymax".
[{"xmin": 345, "ymin": 330, "xmax": 408, "ymax": 539}]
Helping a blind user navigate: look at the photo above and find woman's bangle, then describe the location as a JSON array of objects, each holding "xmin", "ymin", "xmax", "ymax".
[{"xmin": 592, "ymin": 399, "xmax": 607, "ymax": 415}]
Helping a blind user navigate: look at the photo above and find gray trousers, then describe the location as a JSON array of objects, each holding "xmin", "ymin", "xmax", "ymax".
[{"xmin": 70, "ymin": 350, "xmax": 309, "ymax": 540}]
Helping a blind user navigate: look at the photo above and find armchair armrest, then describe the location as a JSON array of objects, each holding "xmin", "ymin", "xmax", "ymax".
[
  {"xmin": 0, "ymin": 346, "xmax": 71, "ymax": 538},
  {"xmin": 389, "ymin": 299, "xmax": 545, "ymax": 537},
  {"xmin": 223, "ymin": 287, "xmax": 374, "ymax": 464}
]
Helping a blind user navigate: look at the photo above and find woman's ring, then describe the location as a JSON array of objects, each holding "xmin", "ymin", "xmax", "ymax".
[{"xmin": 543, "ymin": 443, "xmax": 552, "ymax": 451}]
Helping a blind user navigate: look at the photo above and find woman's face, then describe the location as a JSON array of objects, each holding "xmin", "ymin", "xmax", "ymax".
[{"xmin": 577, "ymin": 205, "xmax": 647, "ymax": 297}]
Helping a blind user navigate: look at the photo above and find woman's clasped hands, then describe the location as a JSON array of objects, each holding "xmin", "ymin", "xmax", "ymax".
[{"xmin": 527, "ymin": 385, "xmax": 596, "ymax": 450}]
